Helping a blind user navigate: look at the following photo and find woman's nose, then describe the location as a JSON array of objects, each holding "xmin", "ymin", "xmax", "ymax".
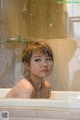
[{"xmin": 43, "ymin": 61, "xmax": 47, "ymax": 66}]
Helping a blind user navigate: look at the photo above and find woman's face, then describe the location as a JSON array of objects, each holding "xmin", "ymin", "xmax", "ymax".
[{"xmin": 27, "ymin": 52, "xmax": 53, "ymax": 79}]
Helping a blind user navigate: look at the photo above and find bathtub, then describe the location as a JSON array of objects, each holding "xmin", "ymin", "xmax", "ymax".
[{"xmin": 0, "ymin": 89, "xmax": 80, "ymax": 120}]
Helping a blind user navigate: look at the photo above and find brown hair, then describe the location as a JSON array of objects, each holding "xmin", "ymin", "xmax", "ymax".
[{"xmin": 22, "ymin": 41, "xmax": 54, "ymax": 64}]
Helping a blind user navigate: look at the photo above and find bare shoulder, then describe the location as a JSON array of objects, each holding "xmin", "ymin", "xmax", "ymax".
[
  {"xmin": 15, "ymin": 79, "xmax": 35, "ymax": 92},
  {"xmin": 5, "ymin": 79, "xmax": 35, "ymax": 98},
  {"xmin": 44, "ymin": 81, "xmax": 51, "ymax": 89}
]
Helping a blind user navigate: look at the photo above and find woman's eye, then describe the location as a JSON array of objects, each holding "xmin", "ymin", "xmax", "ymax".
[
  {"xmin": 34, "ymin": 58, "xmax": 41, "ymax": 62},
  {"xmin": 46, "ymin": 57, "xmax": 52, "ymax": 61}
]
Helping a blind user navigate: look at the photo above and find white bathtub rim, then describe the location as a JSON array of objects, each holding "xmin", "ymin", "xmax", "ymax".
[
  {"xmin": 0, "ymin": 99, "xmax": 80, "ymax": 109},
  {"xmin": 0, "ymin": 89, "xmax": 80, "ymax": 109}
]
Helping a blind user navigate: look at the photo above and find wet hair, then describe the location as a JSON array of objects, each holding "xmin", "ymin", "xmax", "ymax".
[{"xmin": 22, "ymin": 41, "xmax": 54, "ymax": 64}]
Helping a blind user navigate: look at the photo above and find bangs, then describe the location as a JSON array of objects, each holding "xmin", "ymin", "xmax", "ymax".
[
  {"xmin": 32, "ymin": 44, "xmax": 53, "ymax": 61},
  {"xmin": 22, "ymin": 41, "xmax": 54, "ymax": 63}
]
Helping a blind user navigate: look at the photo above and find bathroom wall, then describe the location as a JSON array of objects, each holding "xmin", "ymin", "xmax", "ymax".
[
  {"xmin": 0, "ymin": 38, "xmax": 77, "ymax": 91},
  {"xmin": 2, "ymin": 0, "xmax": 68, "ymax": 39},
  {"xmin": 0, "ymin": 0, "xmax": 79, "ymax": 91}
]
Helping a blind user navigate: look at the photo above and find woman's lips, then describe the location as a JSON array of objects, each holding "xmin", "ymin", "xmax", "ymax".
[{"xmin": 41, "ymin": 69, "xmax": 49, "ymax": 72}]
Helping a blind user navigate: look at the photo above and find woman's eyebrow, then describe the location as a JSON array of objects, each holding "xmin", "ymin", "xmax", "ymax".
[{"xmin": 33, "ymin": 55, "xmax": 42, "ymax": 58}]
